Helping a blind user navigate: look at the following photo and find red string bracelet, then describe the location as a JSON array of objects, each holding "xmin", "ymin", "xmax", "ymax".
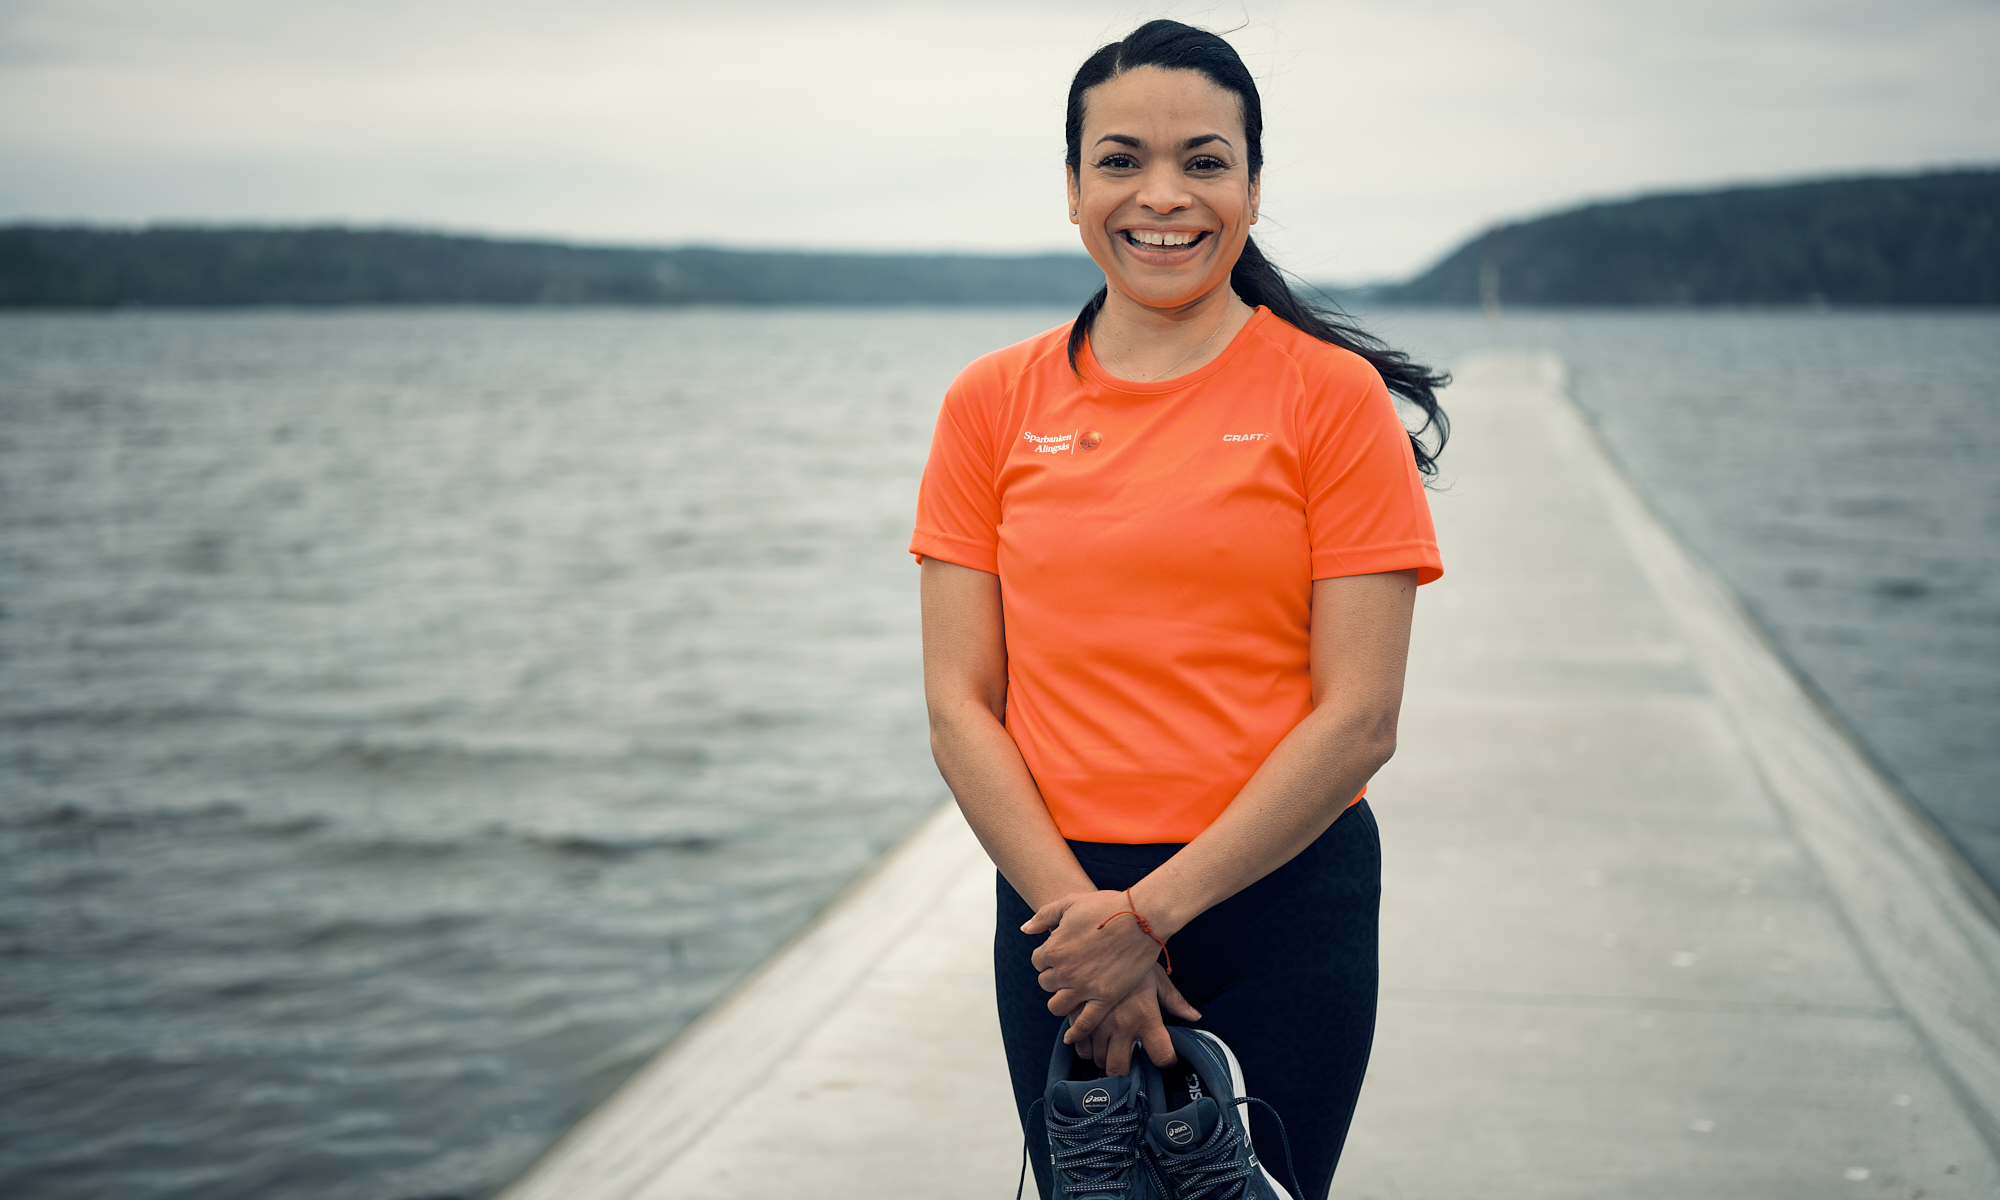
[{"xmin": 1097, "ymin": 888, "xmax": 1172, "ymax": 975}]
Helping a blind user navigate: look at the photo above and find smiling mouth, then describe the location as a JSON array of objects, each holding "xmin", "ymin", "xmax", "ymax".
[{"xmin": 1122, "ymin": 229, "xmax": 1211, "ymax": 251}]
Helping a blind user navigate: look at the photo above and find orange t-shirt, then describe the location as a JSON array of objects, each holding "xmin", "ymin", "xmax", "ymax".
[{"xmin": 910, "ymin": 306, "xmax": 1442, "ymax": 844}]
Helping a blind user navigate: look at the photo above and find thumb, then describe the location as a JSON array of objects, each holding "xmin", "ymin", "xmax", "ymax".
[
  {"xmin": 1156, "ymin": 967, "xmax": 1201, "ymax": 1022},
  {"xmin": 1021, "ymin": 894, "xmax": 1074, "ymax": 935}
]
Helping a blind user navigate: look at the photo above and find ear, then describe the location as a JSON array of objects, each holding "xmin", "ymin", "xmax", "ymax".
[
  {"xmin": 1066, "ymin": 165, "xmax": 1081, "ymax": 225},
  {"xmin": 1248, "ymin": 172, "xmax": 1261, "ymax": 226}
]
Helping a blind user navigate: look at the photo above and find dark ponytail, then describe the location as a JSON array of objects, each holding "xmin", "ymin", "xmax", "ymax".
[{"xmin": 1061, "ymin": 20, "xmax": 1449, "ymax": 479}]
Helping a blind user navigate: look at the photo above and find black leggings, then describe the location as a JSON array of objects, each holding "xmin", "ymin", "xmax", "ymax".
[{"xmin": 995, "ymin": 800, "xmax": 1381, "ymax": 1200}]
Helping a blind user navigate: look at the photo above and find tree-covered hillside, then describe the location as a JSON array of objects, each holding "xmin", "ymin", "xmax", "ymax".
[
  {"xmin": 1384, "ymin": 168, "xmax": 1999, "ymax": 306},
  {"xmin": 7, "ymin": 168, "xmax": 1995, "ymax": 308},
  {"xmin": 0, "ymin": 226, "xmax": 1105, "ymax": 307}
]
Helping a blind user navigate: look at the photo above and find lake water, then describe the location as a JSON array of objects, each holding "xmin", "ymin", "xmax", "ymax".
[
  {"xmin": 1, "ymin": 306, "xmax": 1995, "ymax": 1199},
  {"xmin": 1375, "ymin": 308, "xmax": 2000, "ymax": 885}
]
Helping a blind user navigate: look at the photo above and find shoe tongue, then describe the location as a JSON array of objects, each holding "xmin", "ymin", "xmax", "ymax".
[
  {"xmin": 1050, "ymin": 1072, "xmax": 1134, "ymax": 1118},
  {"xmin": 1150, "ymin": 1096, "xmax": 1221, "ymax": 1154}
]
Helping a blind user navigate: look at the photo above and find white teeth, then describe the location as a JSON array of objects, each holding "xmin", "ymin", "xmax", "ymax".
[{"xmin": 1131, "ymin": 229, "xmax": 1198, "ymax": 247}]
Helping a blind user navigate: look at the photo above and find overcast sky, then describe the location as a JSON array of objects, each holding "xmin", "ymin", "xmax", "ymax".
[{"xmin": 2, "ymin": 0, "xmax": 1995, "ymax": 279}]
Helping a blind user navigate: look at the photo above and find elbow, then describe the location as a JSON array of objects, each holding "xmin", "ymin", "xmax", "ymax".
[
  {"xmin": 1312, "ymin": 687, "xmax": 1402, "ymax": 774},
  {"xmin": 926, "ymin": 695, "xmax": 1000, "ymax": 767},
  {"xmin": 1370, "ymin": 727, "xmax": 1398, "ymax": 775},
  {"xmin": 925, "ymin": 705, "xmax": 955, "ymax": 764},
  {"xmin": 1360, "ymin": 706, "xmax": 1400, "ymax": 776},
  {"xmin": 927, "ymin": 720, "xmax": 961, "ymax": 768},
  {"xmin": 1310, "ymin": 700, "xmax": 1399, "ymax": 802}
]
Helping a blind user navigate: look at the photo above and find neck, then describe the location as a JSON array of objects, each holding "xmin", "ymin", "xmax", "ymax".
[{"xmin": 1092, "ymin": 284, "xmax": 1253, "ymax": 382}]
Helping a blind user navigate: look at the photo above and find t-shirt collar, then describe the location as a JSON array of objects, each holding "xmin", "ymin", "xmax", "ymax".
[{"xmin": 1081, "ymin": 305, "xmax": 1271, "ymax": 394}]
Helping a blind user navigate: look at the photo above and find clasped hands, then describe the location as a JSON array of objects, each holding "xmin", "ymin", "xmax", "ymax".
[{"xmin": 1023, "ymin": 888, "xmax": 1200, "ymax": 1076}]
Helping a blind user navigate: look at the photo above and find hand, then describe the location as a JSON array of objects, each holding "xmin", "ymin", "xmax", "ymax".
[
  {"xmin": 1024, "ymin": 889, "xmax": 1175, "ymax": 1042},
  {"xmin": 1079, "ymin": 964, "xmax": 1201, "ymax": 1076}
]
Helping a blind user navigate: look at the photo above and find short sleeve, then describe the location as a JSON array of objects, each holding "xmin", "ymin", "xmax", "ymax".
[
  {"xmin": 1301, "ymin": 359, "xmax": 1444, "ymax": 584},
  {"xmin": 909, "ymin": 370, "xmax": 1002, "ymax": 574}
]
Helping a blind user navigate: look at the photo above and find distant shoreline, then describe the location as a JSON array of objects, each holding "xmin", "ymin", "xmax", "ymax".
[
  {"xmin": 1381, "ymin": 167, "xmax": 2000, "ymax": 307},
  {"xmin": 4, "ymin": 167, "xmax": 1996, "ymax": 308},
  {"xmin": 0, "ymin": 227, "xmax": 1107, "ymax": 308},
  {"xmin": 6, "ymin": 301, "xmax": 1998, "ymax": 315}
]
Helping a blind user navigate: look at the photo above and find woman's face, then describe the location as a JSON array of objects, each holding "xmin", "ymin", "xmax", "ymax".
[{"xmin": 1068, "ymin": 66, "xmax": 1259, "ymax": 313}]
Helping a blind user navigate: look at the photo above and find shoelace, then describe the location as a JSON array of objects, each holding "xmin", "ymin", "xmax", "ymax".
[
  {"xmin": 1151, "ymin": 1096, "xmax": 1303, "ymax": 1200},
  {"xmin": 1016, "ymin": 1096, "xmax": 1149, "ymax": 1199}
]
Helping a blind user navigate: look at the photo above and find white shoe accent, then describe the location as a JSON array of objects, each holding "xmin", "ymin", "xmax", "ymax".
[{"xmin": 1191, "ymin": 1031, "xmax": 1294, "ymax": 1200}]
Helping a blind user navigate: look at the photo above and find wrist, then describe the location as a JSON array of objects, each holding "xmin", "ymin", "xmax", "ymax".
[{"xmin": 1125, "ymin": 877, "xmax": 1194, "ymax": 943}]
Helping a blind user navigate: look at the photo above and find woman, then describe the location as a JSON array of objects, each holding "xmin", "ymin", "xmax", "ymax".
[{"xmin": 912, "ymin": 20, "xmax": 1446, "ymax": 1200}]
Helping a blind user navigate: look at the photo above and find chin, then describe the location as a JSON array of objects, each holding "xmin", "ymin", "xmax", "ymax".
[
  {"xmin": 1110, "ymin": 271, "xmax": 1227, "ymax": 310},
  {"xmin": 1092, "ymin": 240, "xmax": 1239, "ymax": 309}
]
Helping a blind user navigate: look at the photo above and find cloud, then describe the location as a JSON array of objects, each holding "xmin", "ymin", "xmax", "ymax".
[{"xmin": 2, "ymin": 0, "xmax": 1995, "ymax": 279}]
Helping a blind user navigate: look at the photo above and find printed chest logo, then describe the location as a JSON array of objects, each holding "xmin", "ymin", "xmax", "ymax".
[
  {"xmin": 1022, "ymin": 430, "xmax": 1106, "ymax": 455},
  {"xmin": 1222, "ymin": 433, "xmax": 1270, "ymax": 443}
]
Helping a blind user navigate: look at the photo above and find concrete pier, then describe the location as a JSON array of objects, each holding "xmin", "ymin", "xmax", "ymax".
[{"xmin": 498, "ymin": 351, "xmax": 2000, "ymax": 1199}]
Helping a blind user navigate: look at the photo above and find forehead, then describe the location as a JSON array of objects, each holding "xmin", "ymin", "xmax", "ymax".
[{"xmin": 1080, "ymin": 66, "xmax": 1245, "ymax": 142}]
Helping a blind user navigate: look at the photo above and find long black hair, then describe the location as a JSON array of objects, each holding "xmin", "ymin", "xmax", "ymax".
[{"xmin": 1064, "ymin": 19, "xmax": 1448, "ymax": 478}]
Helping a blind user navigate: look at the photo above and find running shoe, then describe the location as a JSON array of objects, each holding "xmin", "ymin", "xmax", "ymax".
[
  {"xmin": 1035, "ymin": 1017, "xmax": 1167, "ymax": 1199},
  {"xmin": 1138, "ymin": 1027, "xmax": 1297, "ymax": 1200}
]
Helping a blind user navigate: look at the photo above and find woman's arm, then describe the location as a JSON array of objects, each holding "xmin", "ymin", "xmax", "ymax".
[
  {"xmin": 921, "ymin": 556, "xmax": 1197, "ymax": 1071},
  {"xmin": 1134, "ymin": 567, "xmax": 1418, "ymax": 931},
  {"xmin": 920, "ymin": 557, "xmax": 1093, "ymax": 908},
  {"xmin": 1027, "ymin": 568, "xmax": 1419, "ymax": 1051}
]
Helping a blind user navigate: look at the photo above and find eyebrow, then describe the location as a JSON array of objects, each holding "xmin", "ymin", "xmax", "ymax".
[{"xmin": 1093, "ymin": 133, "xmax": 1234, "ymax": 151}]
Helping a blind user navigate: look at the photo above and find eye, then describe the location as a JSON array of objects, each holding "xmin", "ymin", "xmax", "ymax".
[
  {"xmin": 1187, "ymin": 155, "xmax": 1228, "ymax": 172},
  {"xmin": 1095, "ymin": 153, "xmax": 1139, "ymax": 170}
]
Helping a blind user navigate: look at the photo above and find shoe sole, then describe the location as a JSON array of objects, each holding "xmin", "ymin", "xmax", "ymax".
[{"xmin": 1189, "ymin": 1029, "xmax": 1295, "ymax": 1200}]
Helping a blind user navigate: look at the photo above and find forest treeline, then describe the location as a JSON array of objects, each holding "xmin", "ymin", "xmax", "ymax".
[
  {"xmin": 1382, "ymin": 168, "xmax": 1999, "ymax": 306},
  {"xmin": 0, "ymin": 226, "xmax": 1104, "ymax": 307},
  {"xmin": 2, "ymin": 167, "xmax": 1995, "ymax": 307}
]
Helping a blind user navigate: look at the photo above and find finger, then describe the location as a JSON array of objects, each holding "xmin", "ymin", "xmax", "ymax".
[
  {"xmin": 1020, "ymin": 896, "xmax": 1072, "ymax": 935},
  {"xmin": 1065, "ymin": 998, "xmax": 1111, "ymax": 1043},
  {"xmin": 1087, "ymin": 1024, "xmax": 1114, "ymax": 1072},
  {"xmin": 1139, "ymin": 1014, "xmax": 1177, "ymax": 1067},
  {"xmin": 1036, "ymin": 967, "xmax": 1063, "ymax": 994},
  {"xmin": 1106, "ymin": 1034, "xmax": 1137, "ymax": 1077},
  {"xmin": 1088, "ymin": 1021, "xmax": 1118, "ymax": 1067},
  {"xmin": 1156, "ymin": 970, "xmax": 1202, "ymax": 1022},
  {"xmin": 1046, "ymin": 989, "xmax": 1083, "ymax": 1019}
]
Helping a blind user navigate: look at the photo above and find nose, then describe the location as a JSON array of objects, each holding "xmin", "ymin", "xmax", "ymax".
[{"xmin": 1135, "ymin": 160, "xmax": 1191, "ymax": 216}]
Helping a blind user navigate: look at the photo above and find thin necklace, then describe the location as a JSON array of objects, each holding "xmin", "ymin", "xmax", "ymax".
[{"xmin": 1100, "ymin": 310, "xmax": 1231, "ymax": 382}]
